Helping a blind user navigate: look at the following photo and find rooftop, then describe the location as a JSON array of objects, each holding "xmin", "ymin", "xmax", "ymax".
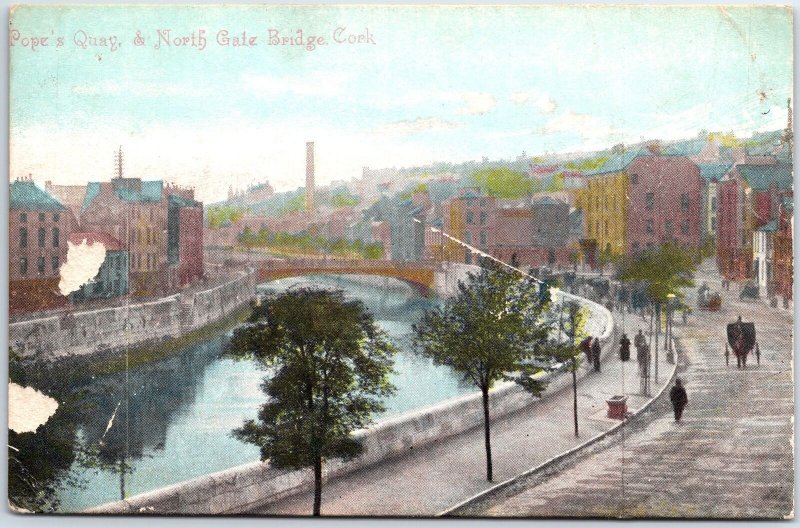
[
  {"xmin": 10, "ymin": 179, "xmax": 66, "ymax": 211},
  {"xmin": 737, "ymin": 162, "xmax": 793, "ymax": 191}
]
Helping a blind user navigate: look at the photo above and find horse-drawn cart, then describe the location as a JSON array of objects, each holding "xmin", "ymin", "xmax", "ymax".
[
  {"xmin": 726, "ymin": 320, "xmax": 758, "ymax": 368},
  {"xmin": 697, "ymin": 284, "xmax": 722, "ymax": 311}
]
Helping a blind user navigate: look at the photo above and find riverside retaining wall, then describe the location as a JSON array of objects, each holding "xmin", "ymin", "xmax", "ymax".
[
  {"xmin": 85, "ymin": 276, "xmax": 615, "ymax": 515},
  {"xmin": 9, "ymin": 271, "xmax": 256, "ymax": 360}
]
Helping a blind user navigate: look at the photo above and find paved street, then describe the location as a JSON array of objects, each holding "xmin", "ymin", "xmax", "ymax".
[
  {"xmin": 251, "ymin": 312, "xmax": 671, "ymax": 516},
  {"xmin": 463, "ymin": 260, "xmax": 794, "ymax": 518}
]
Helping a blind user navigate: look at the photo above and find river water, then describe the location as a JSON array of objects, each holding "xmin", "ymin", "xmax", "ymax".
[{"xmin": 55, "ymin": 275, "xmax": 472, "ymax": 512}]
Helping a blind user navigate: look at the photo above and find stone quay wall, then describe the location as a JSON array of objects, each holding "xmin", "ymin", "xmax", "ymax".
[
  {"xmin": 85, "ymin": 270, "xmax": 615, "ymax": 515},
  {"xmin": 9, "ymin": 271, "xmax": 257, "ymax": 361}
]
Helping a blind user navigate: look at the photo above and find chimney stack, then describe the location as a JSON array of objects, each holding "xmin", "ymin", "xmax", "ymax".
[{"xmin": 306, "ymin": 141, "xmax": 315, "ymax": 212}]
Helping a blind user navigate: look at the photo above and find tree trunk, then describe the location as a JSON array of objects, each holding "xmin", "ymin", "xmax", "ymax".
[
  {"xmin": 572, "ymin": 363, "xmax": 579, "ymax": 437},
  {"xmin": 654, "ymin": 303, "xmax": 660, "ymax": 382},
  {"xmin": 313, "ymin": 455, "xmax": 322, "ymax": 516},
  {"xmin": 481, "ymin": 387, "xmax": 493, "ymax": 482}
]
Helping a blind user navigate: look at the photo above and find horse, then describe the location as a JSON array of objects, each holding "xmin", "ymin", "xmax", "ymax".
[{"xmin": 726, "ymin": 321, "xmax": 756, "ymax": 369}]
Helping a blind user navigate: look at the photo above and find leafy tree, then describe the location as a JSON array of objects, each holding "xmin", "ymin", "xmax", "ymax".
[
  {"xmin": 550, "ymin": 301, "xmax": 589, "ymax": 437},
  {"xmin": 547, "ymin": 172, "xmax": 566, "ymax": 192},
  {"xmin": 206, "ymin": 206, "xmax": 246, "ymax": 229},
  {"xmin": 617, "ymin": 243, "xmax": 696, "ymax": 375},
  {"xmin": 470, "ymin": 167, "xmax": 536, "ymax": 199},
  {"xmin": 412, "ymin": 258, "xmax": 552, "ymax": 482},
  {"xmin": 227, "ymin": 289, "xmax": 396, "ymax": 516}
]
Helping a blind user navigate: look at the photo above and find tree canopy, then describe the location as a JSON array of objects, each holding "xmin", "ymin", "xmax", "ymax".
[
  {"xmin": 470, "ymin": 167, "xmax": 539, "ymax": 199},
  {"xmin": 227, "ymin": 288, "xmax": 396, "ymax": 515},
  {"xmin": 413, "ymin": 258, "xmax": 553, "ymax": 481},
  {"xmin": 616, "ymin": 242, "xmax": 697, "ymax": 303}
]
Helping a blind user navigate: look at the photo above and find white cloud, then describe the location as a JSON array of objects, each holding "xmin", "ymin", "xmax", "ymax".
[
  {"xmin": 458, "ymin": 92, "xmax": 496, "ymax": 115},
  {"xmin": 71, "ymin": 80, "xmax": 212, "ymax": 97},
  {"xmin": 511, "ymin": 91, "xmax": 557, "ymax": 113},
  {"xmin": 371, "ymin": 117, "xmax": 463, "ymax": 136}
]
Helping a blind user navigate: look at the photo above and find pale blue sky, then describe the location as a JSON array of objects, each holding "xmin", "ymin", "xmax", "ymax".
[{"xmin": 9, "ymin": 5, "xmax": 793, "ymax": 202}]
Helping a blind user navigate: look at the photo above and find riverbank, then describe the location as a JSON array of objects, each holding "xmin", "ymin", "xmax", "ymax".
[{"xmin": 9, "ymin": 270, "xmax": 257, "ymax": 364}]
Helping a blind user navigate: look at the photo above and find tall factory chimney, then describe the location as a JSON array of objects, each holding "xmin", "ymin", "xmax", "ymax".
[{"xmin": 305, "ymin": 141, "xmax": 315, "ymax": 212}]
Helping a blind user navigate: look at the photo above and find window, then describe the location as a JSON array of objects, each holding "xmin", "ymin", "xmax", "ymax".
[
  {"xmin": 52, "ymin": 256, "xmax": 59, "ymax": 271},
  {"xmin": 38, "ymin": 213, "xmax": 45, "ymax": 222},
  {"xmin": 19, "ymin": 257, "xmax": 27, "ymax": 275},
  {"xmin": 630, "ymin": 173, "xmax": 639, "ymax": 184},
  {"xmin": 19, "ymin": 228, "xmax": 27, "ymax": 248},
  {"xmin": 464, "ymin": 232, "xmax": 472, "ymax": 244},
  {"xmin": 711, "ymin": 217, "xmax": 717, "ymax": 231},
  {"xmin": 479, "ymin": 212, "xmax": 487, "ymax": 225},
  {"xmin": 479, "ymin": 198, "xmax": 487, "ymax": 208},
  {"xmin": 38, "ymin": 227, "xmax": 45, "ymax": 247},
  {"xmin": 645, "ymin": 192, "xmax": 655, "ymax": 210},
  {"xmin": 466, "ymin": 212, "xmax": 474, "ymax": 225},
  {"xmin": 645, "ymin": 219, "xmax": 654, "ymax": 234},
  {"xmin": 711, "ymin": 197, "xmax": 717, "ymax": 212},
  {"xmin": 681, "ymin": 220, "xmax": 689, "ymax": 235},
  {"xmin": 604, "ymin": 220, "xmax": 609, "ymax": 236},
  {"xmin": 465, "ymin": 197, "xmax": 476, "ymax": 206},
  {"xmin": 53, "ymin": 213, "xmax": 60, "ymax": 222},
  {"xmin": 665, "ymin": 221, "xmax": 674, "ymax": 237},
  {"xmin": 37, "ymin": 256, "xmax": 45, "ymax": 274},
  {"xmin": 19, "ymin": 213, "xmax": 27, "ymax": 223},
  {"xmin": 52, "ymin": 227, "xmax": 60, "ymax": 248},
  {"xmin": 681, "ymin": 193, "xmax": 689, "ymax": 212},
  {"xmin": 480, "ymin": 231, "xmax": 487, "ymax": 246}
]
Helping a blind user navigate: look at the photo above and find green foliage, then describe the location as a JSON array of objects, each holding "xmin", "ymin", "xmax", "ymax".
[
  {"xmin": 237, "ymin": 227, "xmax": 384, "ymax": 260},
  {"xmin": 470, "ymin": 167, "xmax": 538, "ymax": 199},
  {"xmin": 398, "ymin": 182, "xmax": 429, "ymax": 201},
  {"xmin": 565, "ymin": 156, "xmax": 609, "ymax": 172},
  {"xmin": 330, "ymin": 190, "xmax": 360, "ymax": 208},
  {"xmin": 227, "ymin": 289, "xmax": 396, "ymax": 515},
  {"xmin": 413, "ymin": 258, "xmax": 553, "ymax": 481},
  {"xmin": 279, "ymin": 194, "xmax": 307, "ymax": 215},
  {"xmin": 206, "ymin": 206, "xmax": 246, "ymax": 229},
  {"xmin": 617, "ymin": 242, "xmax": 697, "ymax": 304},
  {"xmin": 550, "ymin": 301, "xmax": 589, "ymax": 369},
  {"xmin": 547, "ymin": 172, "xmax": 566, "ymax": 192}
]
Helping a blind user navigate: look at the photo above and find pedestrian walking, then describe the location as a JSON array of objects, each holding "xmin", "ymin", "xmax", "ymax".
[
  {"xmin": 634, "ymin": 329, "xmax": 650, "ymax": 393},
  {"xmin": 591, "ymin": 337, "xmax": 601, "ymax": 372},
  {"xmin": 580, "ymin": 336, "xmax": 593, "ymax": 364},
  {"xmin": 619, "ymin": 333, "xmax": 631, "ymax": 361},
  {"xmin": 670, "ymin": 378, "xmax": 689, "ymax": 421}
]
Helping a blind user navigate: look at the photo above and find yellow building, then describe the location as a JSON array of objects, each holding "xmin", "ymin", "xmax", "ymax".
[{"xmin": 573, "ymin": 170, "xmax": 628, "ymax": 257}]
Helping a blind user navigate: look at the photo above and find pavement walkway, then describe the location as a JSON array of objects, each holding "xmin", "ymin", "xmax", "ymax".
[
  {"xmin": 250, "ymin": 311, "xmax": 671, "ymax": 516},
  {"xmin": 463, "ymin": 259, "xmax": 793, "ymax": 519}
]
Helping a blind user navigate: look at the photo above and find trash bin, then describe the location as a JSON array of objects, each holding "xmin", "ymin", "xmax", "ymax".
[{"xmin": 606, "ymin": 395, "xmax": 628, "ymax": 420}]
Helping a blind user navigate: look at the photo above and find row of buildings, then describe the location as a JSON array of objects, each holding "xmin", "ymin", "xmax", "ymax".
[{"xmin": 10, "ymin": 163, "xmax": 204, "ymax": 313}]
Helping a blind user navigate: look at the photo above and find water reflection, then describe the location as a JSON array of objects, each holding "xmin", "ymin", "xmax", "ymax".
[{"xmin": 53, "ymin": 275, "xmax": 470, "ymax": 511}]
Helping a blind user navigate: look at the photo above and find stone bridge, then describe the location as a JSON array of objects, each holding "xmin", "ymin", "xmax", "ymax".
[{"xmin": 255, "ymin": 258, "xmax": 439, "ymax": 296}]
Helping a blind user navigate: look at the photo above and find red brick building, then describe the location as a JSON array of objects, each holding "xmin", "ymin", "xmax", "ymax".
[
  {"xmin": 168, "ymin": 195, "xmax": 204, "ymax": 287},
  {"xmin": 9, "ymin": 177, "xmax": 73, "ymax": 313},
  {"xmin": 625, "ymin": 156, "xmax": 703, "ymax": 254},
  {"xmin": 716, "ymin": 161, "xmax": 792, "ymax": 280}
]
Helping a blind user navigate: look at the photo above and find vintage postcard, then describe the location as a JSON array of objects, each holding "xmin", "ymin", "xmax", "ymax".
[{"xmin": 7, "ymin": 4, "xmax": 794, "ymax": 519}]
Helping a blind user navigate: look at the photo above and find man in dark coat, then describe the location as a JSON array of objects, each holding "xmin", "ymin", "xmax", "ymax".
[
  {"xmin": 670, "ymin": 378, "xmax": 689, "ymax": 421},
  {"xmin": 591, "ymin": 337, "xmax": 601, "ymax": 372},
  {"xmin": 619, "ymin": 333, "xmax": 631, "ymax": 361}
]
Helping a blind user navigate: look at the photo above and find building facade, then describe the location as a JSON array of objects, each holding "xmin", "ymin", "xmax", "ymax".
[
  {"xmin": 573, "ymin": 170, "xmax": 628, "ymax": 258},
  {"xmin": 625, "ymin": 156, "xmax": 703, "ymax": 254},
  {"xmin": 10, "ymin": 178, "xmax": 73, "ymax": 312},
  {"xmin": 773, "ymin": 195, "xmax": 793, "ymax": 303}
]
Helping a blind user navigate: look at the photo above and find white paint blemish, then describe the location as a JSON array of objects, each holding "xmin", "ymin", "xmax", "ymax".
[
  {"xmin": 8, "ymin": 383, "xmax": 59, "ymax": 434},
  {"xmin": 58, "ymin": 238, "xmax": 106, "ymax": 296}
]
